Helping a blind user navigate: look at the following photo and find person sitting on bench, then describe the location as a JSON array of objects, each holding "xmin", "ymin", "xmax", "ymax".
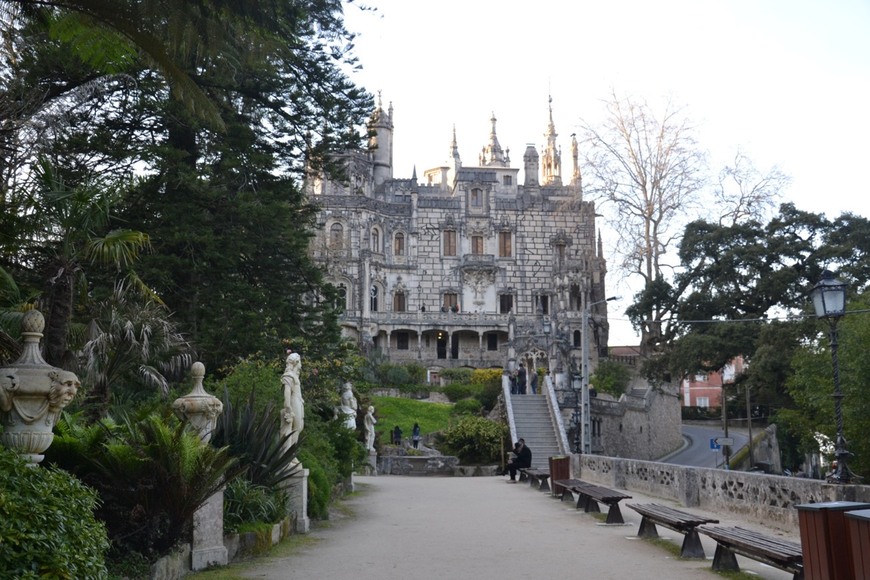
[{"xmin": 503, "ymin": 438, "xmax": 532, "ymax": 482}]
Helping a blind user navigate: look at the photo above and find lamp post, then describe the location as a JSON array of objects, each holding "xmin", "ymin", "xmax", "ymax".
[
  {"xmin": 581, "ymin": 296, "xmax": 620, "ymax": 455},
  {"xmin": 810, "ymin": 270, "xmax": 854, "ymax": 484}
]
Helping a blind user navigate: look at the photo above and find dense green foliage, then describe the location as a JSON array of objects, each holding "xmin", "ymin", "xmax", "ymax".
[
  {"xmin": 452, "ymin": 398, "xmax": 484, "ymax": 416},
  {"xmin": 223, "ymin": 478, "xmax": 288, "ymax": 534},
  {"xmin": 440, "ymin": 416, "xmax": 508, "ymax": 464},
  {"xmin": 0, "ymin": 447, "xmax": 110, "ymax": 579},
  {"xmin": 45, "ymin": 412, "xmax": 241, "ymax": 563},
  {"xmin": 590, "ymin": 360, "xmax": 632, "ymax": 397}
]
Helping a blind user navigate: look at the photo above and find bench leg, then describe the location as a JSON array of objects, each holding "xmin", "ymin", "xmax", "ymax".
[
  {"xmin": 637, "ymin": 517, "xmax": 659, "ymax": 539},
  {"xmin": 575, "ymin": 494, "xmax": 587, "ymax": 510},
  {"xmin": 679, "ymin": 529, "xmax": 706, "ymax": 559},
  {"xmin": 559, "ymin": 489, "xmax": 573, "ymax": 503},
  {"xmin": 711, "ymin": 544, "xmax": 740, "ymax": 572},
  {"xmin": 519, "ymin": 471, "xmax": 528, "ymax": 482},
  {"xmin": 583, "ymin": 497, "xmax": 601, "ymax": 515},
  {"xmin": 539, "ymin": 478, "xmax": 550, "ymax": 492},
  {"xmin": 605, "ymin": 503, "xmax": 625, "ymax": 525}
]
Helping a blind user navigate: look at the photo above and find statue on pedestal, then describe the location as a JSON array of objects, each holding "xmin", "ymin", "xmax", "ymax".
[
  {"xmin": 364, "ymin": 405, "xmax": 377, "ymax": 452},
  {"xmin": 280, "ymin": 352, "xmax": 303, "ymax": 453},
  {"xmin": 338, "ymin": 382, "xmax": 358, "ymax": 430}
]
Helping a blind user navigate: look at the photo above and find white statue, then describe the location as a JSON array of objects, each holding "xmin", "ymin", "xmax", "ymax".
[
  {"xmin": 364, "ymin": 405, "xmax": 377, "ymax": 452},
  {"xmin": 338, "ymin": 382, "xmax": 358, "ymax": 430},
  {"xmin": 280, "ymin": 352, "xmax": 304, "ymax": 453}
]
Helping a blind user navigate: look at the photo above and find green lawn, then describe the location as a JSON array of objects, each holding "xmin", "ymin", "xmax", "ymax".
[{"xmin": 369, "ymin": 396, "xmax": 454, "ymax": 442}]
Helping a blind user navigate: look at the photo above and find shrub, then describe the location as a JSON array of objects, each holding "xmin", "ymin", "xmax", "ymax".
[
  {"xmin": 442, "ymin": 383, "xmax": 475, "ymax": 402},
  {"xmin": 590, "ymin": 360, "xmax": 632, "ymax": 397},
  {"xmin": 452, "ymin": 398, "xmax": 483, "ymax": 416},
  {"xmin": 223, "ymin": 478, "xmax": 289, "ymax": 533},
  {"xmin": 441, "ymin": 367, "xmax": 473, "ymax": 384},
  {"xmin": 471, "ymin": 368, "xmax": 503, "ymax": 411},
  {"xmin": 0, "ymin": 447, "xmax": 110, "ymax": 579},
  {"xmin": 440, "ymin": 416, "xmax": 507, "ymax": 464},
  {"xmin": 45, "ymin": 412, "xmax": 241, "ymax": 561}
]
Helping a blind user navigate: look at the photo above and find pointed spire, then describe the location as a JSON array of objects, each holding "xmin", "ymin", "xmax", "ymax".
[
  {"xmin": 450, "ymin": 124, "xmax": 460, "ymax": 161},
  {"xmin": 480, "ymin": 112, "xmax": 507, "ymax": 167},
  {"xmin": 542, "ymin": 94, "xmax": 562, "ymax": 186}
]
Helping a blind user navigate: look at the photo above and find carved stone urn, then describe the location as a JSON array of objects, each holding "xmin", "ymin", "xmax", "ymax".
[
  {"xmin": 0, "ymin": 310, "xmax": 80, "ymax": 465},
  {"xmin": 172, "ymin": 362, "xmax": 223, "ymax": 443}
]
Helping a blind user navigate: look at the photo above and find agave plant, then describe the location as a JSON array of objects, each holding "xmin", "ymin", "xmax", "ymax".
[{"xmin": 211, "ymin": 388, "xmax": 301, "ymax": 489}]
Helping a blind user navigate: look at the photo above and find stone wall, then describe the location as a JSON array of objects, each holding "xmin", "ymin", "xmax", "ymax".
[{"xmin": 575, "ymin": 454, "xmax": 870, "ymax": 534}]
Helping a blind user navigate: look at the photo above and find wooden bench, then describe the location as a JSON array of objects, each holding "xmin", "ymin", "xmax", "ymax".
[
  {"xmin": 519, "ymin": 468, "xmax": 550, "ymax": 491},
  {"xmin": 698, "ymin": 525, "xmax": 804, "ymax": 580},
  {"xmin": 553, "ymin": 479, "xmax": 632, "ymax": 524},
  {"xmin": 626, "ymin": 503, "xmax": 719, "ymax": 558}
]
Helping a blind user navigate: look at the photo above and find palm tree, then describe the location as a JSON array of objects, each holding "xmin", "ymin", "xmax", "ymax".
[{"xmin": 23, "ymin": 158, "xmax": 150, "ymax": 367}]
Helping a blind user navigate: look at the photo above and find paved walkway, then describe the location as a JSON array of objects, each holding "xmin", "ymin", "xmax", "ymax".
[{"xmin": 229, "ymin": 475, "xmax": 797, "ymax": 580}]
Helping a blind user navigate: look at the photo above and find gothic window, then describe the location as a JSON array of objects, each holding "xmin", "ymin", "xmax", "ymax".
[
  {"xmin": 573, "ymin": 330, "xmax": 581, "ymax": 348},
  {"xmin": 396, "ymin": 331, "xmax": 410, "ymax": 350},
  {"xmin": 370, "ymin": 285, "xmax": 379, "ymax": 312},
  {"xmin": 330, "ymin": 223, "xmax": 343, "ymax": 250},
  {"xmin": 487, "ymin": 333, "xmax": 499, "ymax": 351},
  {"xmin": 443, "ymin": 230, "xmax": 457, "ymax": 256},
  {"xmin": 336, "ymin": 283, "xmax": 347, "ymax": 311},
  {"xmin": 394, "ymin": 232, "xmax": 405, "ymax": 256},
  {"xmin": 471, "ymin": 235, "xmax": 484, "ymax": 255},
  {"xmin": 499, "ymin": 294, "xmax": 513, "ymax": 314},
  {"xmin": 393, "ymin": 291, "xmax": 406, "ymax": 312},
  {"xmin": 499, "ymin": 232, "xmax": 512, "ymax": 257},
  {"xmin": 470, "ymin": 188, "xmax": 482, "ymax": 207},
  {"xmin": 535, "ymin": 295, "xmax": 550, "ymax": 315},
  {"xmin": 503, "ymin": 175, "xmax": 512, "ymax": 186},
  {"xmin": 371, "ymin": 228, "xmax": 381, "ymax": 253}
]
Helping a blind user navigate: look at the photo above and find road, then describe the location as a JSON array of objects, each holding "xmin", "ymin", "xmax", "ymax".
[{"xmin": 660, "ymin": 423, "xmax": 749, "ymax": 469}]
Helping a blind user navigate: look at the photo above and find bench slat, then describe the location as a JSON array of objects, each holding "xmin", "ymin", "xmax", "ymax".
[{"xmin": 699, "ymin": 526, "xmax": 803, "ymax": 580}]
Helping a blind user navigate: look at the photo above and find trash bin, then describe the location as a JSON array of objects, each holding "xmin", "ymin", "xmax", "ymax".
[
  {"xmin": 797, "ymin": 501, "xmax": 870, "ymax": 580},
  {"xmin": 548, "ymin": 455, "xmax": 570, "ymax": 497},
  {"xmin": 845, "ymin": 509, "xmax": 870, "ymax": 579}
]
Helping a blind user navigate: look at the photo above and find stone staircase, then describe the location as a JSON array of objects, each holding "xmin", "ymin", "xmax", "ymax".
[{"xmin": 509, "ymin": 394, "xmax": 562, "ymax": 470}]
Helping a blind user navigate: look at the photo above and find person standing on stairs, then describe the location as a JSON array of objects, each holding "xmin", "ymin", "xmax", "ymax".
[{"xmin": 516, "ymin": 364, "xmax": 527, "ymax": 395}]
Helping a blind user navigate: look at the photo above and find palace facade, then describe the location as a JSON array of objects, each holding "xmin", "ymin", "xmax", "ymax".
[{"xmin": 306, "ymin": 97, "xmax": 612, "ymax": 382}]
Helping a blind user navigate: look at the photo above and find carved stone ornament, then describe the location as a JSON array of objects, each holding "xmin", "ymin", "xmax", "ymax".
[
  {"xmin": 172, "ymin": 362, "xmax": 223, "ymax": 443},
  {"xmin": 0, "ymin": 310, "xmax": 80, "ymax": 465}
]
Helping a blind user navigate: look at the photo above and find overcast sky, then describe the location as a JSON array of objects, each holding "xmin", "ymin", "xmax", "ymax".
[{"xmin": 343, "ymin": 0, "xmax": 870, "ymax": 344}]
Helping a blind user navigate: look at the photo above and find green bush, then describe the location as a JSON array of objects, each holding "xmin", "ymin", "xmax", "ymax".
[
  {"xmin": 442, "ymin": 383, "xmax": 475, "ymax": 402},
  {"xmin": 441, "ymin": 367, "xmax": 473, "ymax": 384},
  {"xmin": 452, "ymin": 398, "xmax": 483, "ymax": 416},
  {"xmin": 223, "ymin": 478, "xmax": 289, "ymax": 533},
  {"xmin": 45, "ymin": 412, "xmax": 241, "ymax": 561},
  {"xmin": 440, "ymin": 416, "xmax": 507, "ymax": 464},
  {"xmin": 471, "ymin": 369, "xmax": 503, "ymax": 411},
  {"xmin": 207, "ymin": 358, "xmax": 281, "ymax": 419},
  {"xmin": 590, "ymin": 360, "xmax": 632, "ymax": 397},
  {"xmin": 0, "ymin": 447, "xmax": 110, "ymax": 579}
]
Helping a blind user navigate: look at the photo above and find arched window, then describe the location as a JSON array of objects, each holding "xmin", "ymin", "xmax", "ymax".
[
  {"xmin": 371, "ymin": 228, "xmax": 381, "ymax": 253},
  {"xmin": 394, "ymin": 232, "xmax": 405, "ymax": 256},
  {"xmin": 330, "ymin": 223, "xmax": 344, "ymax": 250},
  {"xmin": 370, "ymin": 285, "xmax": 379, "ymax": 312},
  {"xmin": 336, "ymin": 283, "xmax": 347, "ymax": 311}
]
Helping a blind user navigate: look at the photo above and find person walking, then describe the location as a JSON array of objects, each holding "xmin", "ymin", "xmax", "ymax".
[
  {"xmin": 530, "ymin": 369, "xmax": 538, "ymax": 395},
  {"xmin": 412, "ymin": 422, "xmax": 421, "ymax": 449}
]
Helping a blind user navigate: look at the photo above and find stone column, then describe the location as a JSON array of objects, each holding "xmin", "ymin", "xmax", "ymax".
[
  {"xmin": 0, "ymin": 310, "xmax": 79, "ymax": 465},
  {"xmin": 172, "ymin": 362, "xmax": 227, "ymax": 570}
]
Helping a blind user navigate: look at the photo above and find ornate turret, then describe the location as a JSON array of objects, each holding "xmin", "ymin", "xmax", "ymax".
[{"xmin": 369, "ymin": 92, "xmax": 394, "ymax": 186}]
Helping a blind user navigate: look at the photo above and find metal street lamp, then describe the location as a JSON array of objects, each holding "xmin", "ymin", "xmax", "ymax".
[
  {"xmin": 810, "ymin": 270, "xmax": 854, "ymax": 484},
  {"xmin": 581, "ymin": 295, "xmax": 620, "ymax": 455}
]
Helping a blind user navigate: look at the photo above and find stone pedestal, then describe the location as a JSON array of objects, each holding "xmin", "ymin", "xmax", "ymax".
[
  {"xmin": 367, "ymin": 450, "xmax": 378, "ymax": 475},
  {"xmin": 287, "ymin": 467, "xmax": 310, "ymax": 533},
  {"xmin": 191, "ymin": 489, "xmax": 228, "ymax": 570}
]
